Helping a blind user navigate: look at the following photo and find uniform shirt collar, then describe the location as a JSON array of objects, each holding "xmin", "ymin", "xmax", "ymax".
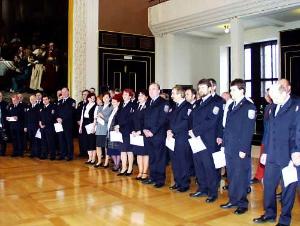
[
  {"xmin": 234, "ymin": 95, "xmax": 245, "ymax": 106},
  {"xmin": 202, "ymin": 94, "xmax": 211, "ymax": 103}
]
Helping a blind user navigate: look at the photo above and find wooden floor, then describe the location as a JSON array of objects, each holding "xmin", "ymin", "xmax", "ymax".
[{"xmin": 0, "ymin": 145, "xmax": 299, "ymax": 226}]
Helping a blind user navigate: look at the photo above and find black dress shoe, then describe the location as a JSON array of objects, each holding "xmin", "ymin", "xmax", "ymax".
[
  {"xmin": 234, "ymin": 207, "xmax": 248, "ymax": 215},
  {"xmin": 125, "ymin": 170, "xmax": 133, "ymax": 176},
  {"xmin": 253, "ymin": 215, "xmax": 276, "ymax": 223},
  {"xmin": 275, "ymin": 223, "xmax": 288, "ymax": 226},
  {"xmin": 220, "ymin": 202, "xmax": 238, "ymax": 209},
  {"xmin": 206, "ymin": 196, "xmax": 217, "ymax": 203},
  {"xmin": 117, "ymin": 171, "xmax": 127, "ymax": 176},
  {"xmin": 142, "ymin": 178, "xmax": 154, "ymax": 184},
  {"xmin": 103, "ymin": 164, "xmax": 109, "ymax": 168},
  {"xmin": 222, "ymin": 185, "xmax": 229, "ymax": 190},
  {"xmin": 189, "ymin": 191, "xmax": 208, "ymax": 197},
  {"xmin": 136, "ymin": 176, "xmax": 142, "ymax": 180},
  {"xmin": 169, "ymin": 184, "xmax": 179, "ymax": 190},
  {"xmin": 250, "ymin": 178, "xmax": 260, "ymax": 184},
  {"xmin": 177, "ymin": 187, "xmax": 189, "ymax": 192},
  {"xmin": 153, "ymin": 183, "xmax": 164, "ymax": 188},
  {"xmin": 94, "ymin": 163, "xmax": 102, "ymax": 168}
]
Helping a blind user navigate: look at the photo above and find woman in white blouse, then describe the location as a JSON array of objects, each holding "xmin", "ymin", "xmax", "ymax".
[{"xmin": 79, "ymin": 93, "xmax": 97, "ymax": 164}]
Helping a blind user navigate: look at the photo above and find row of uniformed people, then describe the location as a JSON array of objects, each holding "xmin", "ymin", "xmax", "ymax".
[{"xmin": 0, "ymin": 88, "xmax": 76, "ymax": 160}]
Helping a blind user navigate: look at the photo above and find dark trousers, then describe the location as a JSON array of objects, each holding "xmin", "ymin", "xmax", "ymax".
[
  {"xmin": 226, "ymin": 154, "xmax": 250, "ymax": 208},
  {"xmin": 11, "ymin": 127, "xmax": 24, "ymax": 156},
  {"xmin": 169, "ymin": 141, "xmax": 190, "ymax": 189},
  {"xmin": 145, "ymin": 137, "xmax": 167, "ymax": 185},
  {"xmin": 264, "ymin": 162, "xmax": 297, "ymax": 225},
  {"xmin": 58, "ymin": 124, "xmax": 74, "ymax": 159},
  {"xmin": 193, "ymin": 150, "xmax": 219, "ymax": 198},
  {"xmin": 0, "ymin": 141, "xmax": 7, "ymax": 155},
  {"xmin": 41, "ymin": 127, "xmax": 56, "ymax": 158},
  {"xmin": 27, "ymin": 127, "xmax": 39, "ymax": 157}
]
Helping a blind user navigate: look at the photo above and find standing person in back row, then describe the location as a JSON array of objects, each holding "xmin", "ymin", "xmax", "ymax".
[
  {"xmin": 142, "ymin": 83, "xmax": 169, "ymax": 188},
  {"xmin": 56, "ymin": 87, "xmax": 76, "ymax": 161},
  {"xmin": 220, "ymin": 79, "xmax": 256, "ymax": 215}
]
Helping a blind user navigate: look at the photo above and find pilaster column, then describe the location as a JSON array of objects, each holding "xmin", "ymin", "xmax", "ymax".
[{"xmin": 230, "ymin": 17, "xmax": 244, "ymax": 80}]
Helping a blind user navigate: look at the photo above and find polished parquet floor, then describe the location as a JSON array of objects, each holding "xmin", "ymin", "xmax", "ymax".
[{"xmin": 0, "ymin": 144, "xmax": 299, "ymax": 226}]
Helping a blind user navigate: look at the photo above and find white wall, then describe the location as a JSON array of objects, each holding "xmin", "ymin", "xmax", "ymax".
[{"xmin": 155, "ymin": 34, "xmax": 219, "ymax": 89}]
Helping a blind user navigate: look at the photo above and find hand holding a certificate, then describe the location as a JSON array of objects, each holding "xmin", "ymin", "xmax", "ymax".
[
  {"xmin": 188, "ymin": 129, "xmax": 195, "ymax": 138},
  {"xmin": 239, "ymin": 151, "xmax": 246, "ymax": 159},
  {"xmin": 291, "ymin": 152, "xmax": 300, "ymax": 166},
  {"xmin": 143, "ymin": 129, "xmax": 153, "ymax": 138},
  {"xmin": 167, "ymin": 130, "xmax": 174, "ymax": 139}
]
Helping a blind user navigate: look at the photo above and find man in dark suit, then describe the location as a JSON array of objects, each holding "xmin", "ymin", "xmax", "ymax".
[
  {"xmin": 0, "ymin": 92, "xmax": 8, "ymax": 156},
  {"xmin": 142, "ymin": 83, "xmax": 169, "ymax": 188},
  {"xmin": 6, "ymin": 94, "xmax": 25, "ymax": 157},
  {"xmin": 39, "ymin": 95, "xmax": 57, "ymax": 160},
  {"xmin": 24, "ymin": 95, "xmax": 40, "ymax": 157},
  {"xmin": 168, "ymin": 86, "xmax": 191, "ymax": 192},
  {"xmin": 189, "ymin": 79, "xmax": 223, "ymax": 203},
  {"xmin": 253, "ymin": 80, "xmax": 298, "ymax": 226},
  {"xmin": 56, "ymin": 87, "xmax": 76, "ymax": 160},
  {"xmin": 220, "ymin": 79, "xmax": 256, "ymax": 215}
]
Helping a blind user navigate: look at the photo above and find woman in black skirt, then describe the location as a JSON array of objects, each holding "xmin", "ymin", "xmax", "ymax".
[
  {"xmin": 115, "ymin": 89, "xmax": 134, "ymax": 176},
  {"xmin": 131, "ymin": 90, "xmax": 149, "ymax": 180},
  {"xmin": 107, "ymin": 93, "xmax": 123, "ymax": 171},
  {"xmin": 79, "ymin": 93, "xmax": 97, "ymax": 164}
]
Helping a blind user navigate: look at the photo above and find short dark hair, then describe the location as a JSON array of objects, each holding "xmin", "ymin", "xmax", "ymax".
[
  {"xmin": 230, "ymin": 79, "xmax": 246, "ymax": 93},
  {"xmin": 87, "ymin": 93, "xmax": 96, "ymax": 99},
  {"xmin": 208, "ymin": 78, "xmax": 217, "ymax": 86},
  {"xmin": 82, "ymin": 89, "xmax": 89, "ymax": 94},
  {"xmin": 197, "ymin": 79, "xmax": 211, "ymax": 87},
  {"xmin": 172, "ymin": 85, "xmax": 185, "ymax": 98},
  {"xmin": 186, "ymin": 88, "xmax": 197, "ymax": 96}
]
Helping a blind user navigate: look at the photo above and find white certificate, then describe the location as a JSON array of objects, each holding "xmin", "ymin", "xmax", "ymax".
[
  {"xmin": 212, "ymin": 148, "xmax": 226, "ymax": 169},
  {"xmin": 110, "ymin": 131, "xmax": 123, "ymax": 143},
  {"xmin": 97, "ymin": 117, "xmax": 105, "ymax": 125},
  {"xmin": 85, "ymin": 123, "xmax": 95, "ymax": 134},
  {"xmin": 188, "ymin": 136, "xmax": 207, "ymax": 154},
  {"xmin": 54, "ymin": 123, "xmax": 63, "ymax": 133},
  {"xmin": 6, "ymin": 116, "xmax": 17, "ymax": 122},
  {"xmin": 35, "ymin": 129, "xmax": 41, "ymax": 139},
  {"xmin": 130, "ymin": 134, "xmax": 144, "ymax": 147},
  {"xmin": 282, "ymin": 161, "xmax": 298, "ymax": 187},
  {"xmin": 165, "ymin": 137, "xmax": 175, "ymax": 151}
]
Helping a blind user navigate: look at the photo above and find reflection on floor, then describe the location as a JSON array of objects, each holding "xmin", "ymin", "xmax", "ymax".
[{"xmin": 0, "ymin": 143, "xmax": 299, "ymax": 226}]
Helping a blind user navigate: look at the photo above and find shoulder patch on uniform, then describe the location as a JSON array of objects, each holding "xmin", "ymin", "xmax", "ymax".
[
  {"xmin": 296, "ymin": 106, "xmax": 299, "ymax": 112},
  {"xmin": 192, "ymin": 104, "xmax": 196, "ymax": 109},
  {"xmin": 164, "ymin": 105, "xmax": 169, "ymax": 113},
  {"xmin": 248, "ymin": 109, "xmax": 255, "ymax": 119},
  {"xmin": 40, "ymin": 109, "xmax": 42, "ymax": 112},
  {"xmin": 143, "ymin": 105, "xmax": 146, "ymax": 109},
  {"xmin": 51, "ymin": 110, "xmax": 55, "ymax": 114},
  {"xmin": 130, "ymin": 108, "xmax": 134, "ymax": 113},
  {"xmin": 187, "ymin": 109, "xmax": 192, "ymax": 116},
  {"xmin": 213, "ymin": 106, "xmax": 219, "ymax": 115},
  {"xmin": 72, "ymin": 102, "xmax": 76, "ymax": 107}
]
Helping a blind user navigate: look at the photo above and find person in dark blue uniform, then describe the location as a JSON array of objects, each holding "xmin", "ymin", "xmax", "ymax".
[
  {"xmin": 167, "ymin": 86, "xmax": 191, "ymax": 192},
  {"xmin": 24, "ymin": 95, "xmax": 40, "ymax": 157},
  {"xmin": 142, "ymin": 83, "xmax": 169, "ymax": 188},
  {"xmin": 56, "ymin": 87, "xmax": 76, "ymax": 161},
  {"xmin": 220, "ymin": 79, "xmax": 256, "ymax": 215},
  {"xmin": 77, "ymin": 89, "xmax": 89, "ymax": 157},
  {"xmin": 6, "ymin": 94, "xmax": 25, "ymax": 157},
  {"xmin": 188, "ymin": 79, "xmax": 223, "ymax": 202},
  {"xmin": 35, "ymin": 92, "xmax": 44, "ymax": 110},
  {"xmin": 115, "ymin": 89, "xmax": 134, "ymax": 176},
  {"xmin": 131, "ymin": 90, "xmax": 149, "ymax": 180},
  {"xmin": 0, "ymin": 92, "xmax": 8, "ymax": 156},
  {"xmin": 185, "ymin": 88, "xmax": 197, "ymax": 177},
  {"xmin": 39, "ymin": 95, "xmax": 57, "ymax": 160},
  {"xmin": 253, "ymin": 80, "xmax": 298, "ymax": 226}
]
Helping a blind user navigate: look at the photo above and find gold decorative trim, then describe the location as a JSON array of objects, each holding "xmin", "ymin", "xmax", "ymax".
[
  {"xmin": 281, "ymin": 44, "xmax": 300, "ymax": 48},
  {"xmin": 68, "ymin": 0, "xmax": 73, "ymax": 95}
]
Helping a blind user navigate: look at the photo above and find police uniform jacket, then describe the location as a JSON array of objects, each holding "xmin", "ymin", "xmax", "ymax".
[
  {"xmin": 115, "ymin": 101, "xmax": 134, "ymax": 137},
  {"xmin": 265, "ymin": 98, "xmax": 299, "ymax": 167},
  {"xmin": 132, "ymin": 102, "xmax": 147, "ymax": 132},
  {"xmin": 223, "ymin": 97, "xmax": 256, "ymax": 157},
  {"xmin": 191, "ymin": 96, "xmax": 223, "ymax": 153},
  {"xmin": 0, "ymin": 100, "xmax": 8, "ymax": 128},
  {"xmin": 76, "ymin": 101, "xmax": 86, "ymax": 122},
  {"xmin": 56, "ymin": 97, "xmax": 76, "ymax": 126},
  {"xmin": 143, "ymin": 96, "xmax": 169, "ymax": 141},
  {"xmin": 39, "ymin": 104, "xmax": 57, "ymax": 128},
  {"xmin": 25, "ymin": 104, "xmax": 40, "ymax": 129},
  {"xmin": 7, "ymin": 103, "xmax": 25, "ymax": 130}
]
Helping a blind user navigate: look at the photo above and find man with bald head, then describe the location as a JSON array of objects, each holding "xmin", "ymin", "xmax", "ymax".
[{"xmin": 253, "ymin": 80, "xmax": 298, "ymax": 226}]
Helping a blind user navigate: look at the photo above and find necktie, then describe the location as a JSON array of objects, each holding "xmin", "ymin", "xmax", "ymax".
[
  {"xmin": 150, "ymin": 100, "xmax": 153, "ymax": 106},
  {"xmin": 275, "ymin": 105, "xmax": 282, "ymax": 117},
  {"xmin": 63, "ymin": 99, "xmax": 65, "ymax": 104},
  {"xmin": 138, "ymin": 105, "xmax": 142, "ymax": 111},
  {"xmin": 232, "ymin": 101, "xmax": 236, "ymax": 110}
]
